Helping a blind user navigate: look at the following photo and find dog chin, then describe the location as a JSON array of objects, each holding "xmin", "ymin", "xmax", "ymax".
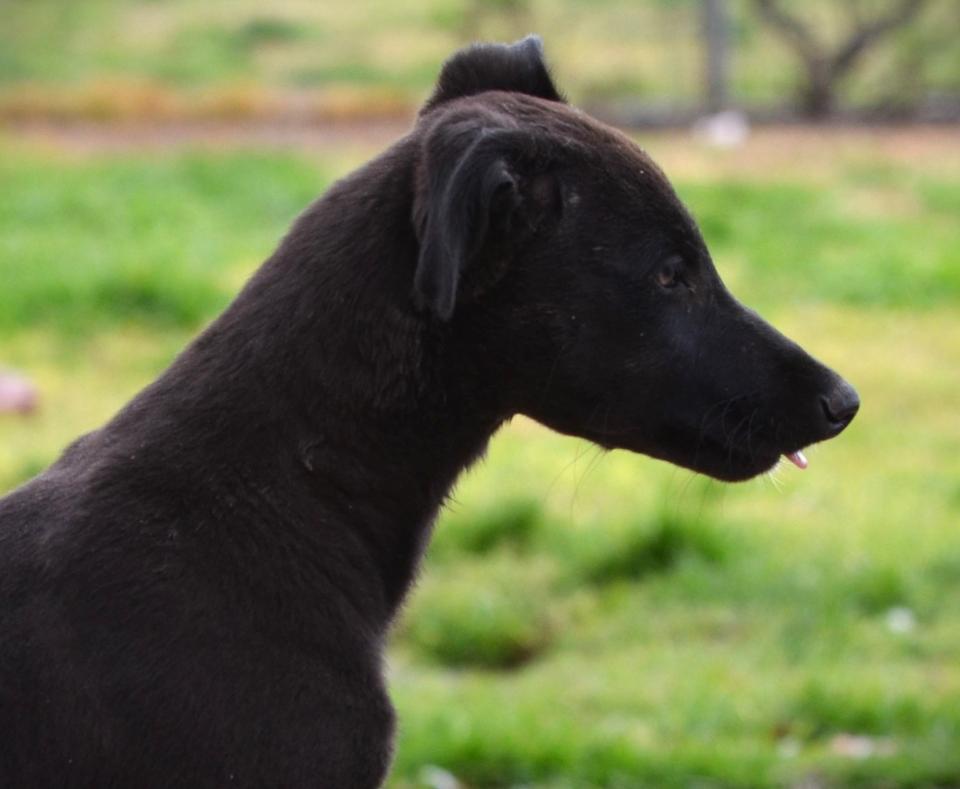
[
  {"xmin": 595, "ymin": 436, "xmax": 780, "ymax": 482},
  {"xmin": 700, "ymin": 457, "xmax": 780, "ymax": 482},
  {"xmin": 679, "ymin": 444, "xmax": 783, "ymax": 483}
]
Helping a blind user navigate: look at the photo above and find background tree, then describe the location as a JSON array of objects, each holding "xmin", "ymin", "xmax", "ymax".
[
  {"xmin": 702, "ymin": 0, "xmax": 731, "ymax": 112},
  {"xmin": 753, "ymin": 0, "xmax": 930, "ymax": 117}
]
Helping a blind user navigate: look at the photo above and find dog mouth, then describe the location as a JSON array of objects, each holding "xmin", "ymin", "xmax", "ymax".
[
  {"xmin": 684, "ymin": 431, "xmax": 816, "ymax": 482},
  {"xmin": 701, "ymin": 441, "xmax": 814, "ymax": 481},
  {"xmin": 695, "ymin": 441, "xmax": 779, "ymax": 481},
  {"xmin": 582, "ymin": 419, "xmax": 814, "ymax": 481}
]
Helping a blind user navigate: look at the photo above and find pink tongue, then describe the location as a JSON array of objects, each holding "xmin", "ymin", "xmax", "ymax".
[{"xmin": 785, "ymin": 450, "xmax": 808, "ymax": 470}]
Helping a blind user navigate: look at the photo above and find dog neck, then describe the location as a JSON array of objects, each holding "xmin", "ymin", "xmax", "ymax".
[{"xmin": 100, "ymin": 137, "xmax": 506, "ymax": 644}]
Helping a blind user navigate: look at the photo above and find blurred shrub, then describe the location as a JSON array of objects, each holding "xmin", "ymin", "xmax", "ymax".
[
  {"xmin": 235, "ymin": 17, "xmax": 306, "ymax": 47},
  {"xmin": 563, "ymin": 511, "xmax": 729, "ymax": 587},
  {"xmin": 847, "ymin": 564, "xmax": 911, "ymax": 615},
  {"xmin": 928, "ymin": 552, "xmax": 960, "ymax": 586},
  {"xmin": 786, "ymin": 679, "xmax": 926, "ymax": 740},
  {"xmin": 403, "ymin": 555, "xmax": 556, "ymax": 669},
  {"xmin": 430, "ymin": 497, "xmax": 543, "ymax": 557}
]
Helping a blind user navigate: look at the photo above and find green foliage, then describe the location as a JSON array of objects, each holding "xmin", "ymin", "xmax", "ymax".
[
  {"xmin": 563, "ymin": 511, "xmax": 728, "ymax": 586},
  {"xmin": 0, "ymin": 150, "xmax": 326, "ymax": 334},
  {"xmin": 679, "ymin": 177, "xmax": 960, "ymax": 309},
  {"xmin": 847, "ymin": 564, "xmax": 911, "ymax": 615},
  {"xmin": 402, "ymin": 556, "xmax": 556, "ymax": 669},
  {"xmin": 430, "ymin": 497, "xmax": 543, "ymax": 556},
  {"xmin": 148, "ymin": 26, "xmax": 255, "ymax": 85},
  {"xmin": 235, "ymin": 17, "xmax": 306, "ymax": 47},
  {"xmin": 789, "ymin": 680, "xmax": 926, "ymax": 740}
]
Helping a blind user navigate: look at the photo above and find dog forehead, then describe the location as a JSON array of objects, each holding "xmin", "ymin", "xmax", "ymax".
[
  {"xmin": 417, "ymin": 90, "xmax": 689, "ymax": 230},
  {"xmin": 518, "ymin": 102, "xmax": 706, "ymax": 250},
  {"xmin": 427, "ymin": 91, "xmax": 655, "ymax": 162},
  {"xmin": 507, "ymin": 94, "xmax": 678, "ymax": 197}
]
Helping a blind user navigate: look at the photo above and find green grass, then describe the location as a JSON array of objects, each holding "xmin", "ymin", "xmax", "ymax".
[
  {"xmin": 0, "ymin": 149, "xmax": 327, "ymax": 333},
  {"xmin": 1, "ymin": 135, "xmax": 959, "ymax": 787},
  {"xmin": 402, "ymin": 552, "xmax": 558, "ymax": 669},
  {"xmin": 680, "ymin": 176, "xmax": 960, "ymax": 308}
]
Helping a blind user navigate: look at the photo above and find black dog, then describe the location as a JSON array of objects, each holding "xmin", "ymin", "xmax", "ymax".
[{"xmin": 0, "ymin": 37, "xmax": 858, "ymax": 787}]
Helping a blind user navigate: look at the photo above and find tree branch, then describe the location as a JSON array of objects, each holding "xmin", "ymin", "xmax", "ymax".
[
  {"xmin": 832, "ymin": 0, "xmax": 929, "ymax": 77},
  {"xmin": 752, "ymin": 0, "xmax": 823, "ymax": 69},
  {"xmin": 752, "ymin": 0, "xmax": 931, "ymax": 116}
]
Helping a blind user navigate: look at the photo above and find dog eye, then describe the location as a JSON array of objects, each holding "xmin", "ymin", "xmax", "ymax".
[{"xmin": 656, "ymin": 265, "xmax": 681, "ymax": 289}]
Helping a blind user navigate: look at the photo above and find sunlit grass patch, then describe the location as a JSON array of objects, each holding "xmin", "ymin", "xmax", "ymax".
[
  {"xmin": 846, "ymin": 564, "xmax": 913, "ymax": 615},
  {"xmin": 678, "ymin": 176, "xmax": 960, "ymax": 309},
  {"xmin": 430, "ymin": 496, "xmax": 544, "ymax": 557},
  {"xmin": 0, "ymin": 147, "xmax": 329, "ymax": 334},
  {"xmin": 787, "ymin": 679, "xmax": 928, "ymax": 741},
  {"xmin": 556, "ymin": 509, "xmax": 729, "ymax": 587},
  {"xmin": 401, "ymin": 554, "xmax": 558, "ymax": 669}
]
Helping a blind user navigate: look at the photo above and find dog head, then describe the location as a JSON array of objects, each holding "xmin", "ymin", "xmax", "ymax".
[{"xmin": 413, "ymin": 37, "xmax": 858, "ymax": 482}]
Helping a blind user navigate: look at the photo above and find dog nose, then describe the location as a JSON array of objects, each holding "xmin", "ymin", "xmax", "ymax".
[{"xmin": 820, "ymin": 380, "xmax": 860, "ymax": 433}]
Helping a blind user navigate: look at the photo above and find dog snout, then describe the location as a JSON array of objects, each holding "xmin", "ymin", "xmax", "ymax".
[{"xmin": 819, "ymin": 379, "xmax": 860, "ymax": 435}]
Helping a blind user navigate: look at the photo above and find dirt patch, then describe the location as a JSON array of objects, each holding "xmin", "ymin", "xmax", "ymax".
[
  {"xmin": 4, "ymin": 119, "xmax": 958, "ymax": 181},
  {"xmin": 1, "ymin": 118, "xmax": 413, "ymax": 156},
  {"xmin": 641, "ymin": 125, "xmax": 960, "ymax": 181}
]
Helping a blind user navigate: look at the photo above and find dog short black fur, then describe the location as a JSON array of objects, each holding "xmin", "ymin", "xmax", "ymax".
[{"xmin": 0, "ymin": 37, "xmax": 858, "ymax": 787}]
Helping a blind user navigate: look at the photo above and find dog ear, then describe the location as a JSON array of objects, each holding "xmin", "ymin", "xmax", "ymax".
[
  {"xmin": 422, "ymin": 35, "xmax": 564, "ymax": 115},
  {"xmin": 413, "ymin": 123, "xmax": 533, "ymax": 320}
]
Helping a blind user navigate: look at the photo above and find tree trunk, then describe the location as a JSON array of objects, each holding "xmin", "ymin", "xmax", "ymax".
[
  {"xmin": 803, "ymin": 60, "xmax": 835, "ymax": 117},
  {"xmin": 752, "ymin": 0, "xmax": 930, "ymax": 118},
  {"xmin": 702, "ymin": 0, "xmax": 731, "ymax": 112}
]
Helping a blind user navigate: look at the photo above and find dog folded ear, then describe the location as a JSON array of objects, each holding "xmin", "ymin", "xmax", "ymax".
[
  {"xmin": 421, "ymin": 35, "xmax": 564, "ymax": 115},
  {"xmin": 413, "ymin": 123, "xmax": 530, "ymax": 320}
]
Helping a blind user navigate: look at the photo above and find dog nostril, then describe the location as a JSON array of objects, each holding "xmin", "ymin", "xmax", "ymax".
[{"xmin": 820, "ymin": 380, "xmax": 860, "ymax": 430}]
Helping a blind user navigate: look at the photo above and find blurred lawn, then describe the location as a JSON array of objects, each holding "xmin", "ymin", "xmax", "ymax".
[
  {"xmin": 1, "ymin": 130, "xmax": 959, "ymax": 787},
  {"xmin": 2, "ymin": 0, "xmax": 958, "ymax": 113}
]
